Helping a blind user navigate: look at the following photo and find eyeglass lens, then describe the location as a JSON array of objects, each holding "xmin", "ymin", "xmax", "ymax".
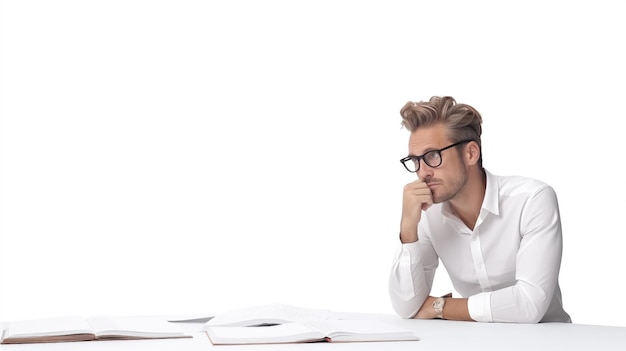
[{"xmin": 405, "ymin": 151, "xmax": 441, "ymax": 172}]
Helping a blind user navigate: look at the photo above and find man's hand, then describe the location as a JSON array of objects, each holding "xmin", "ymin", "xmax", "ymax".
[{"xmin": 400, "ymin": 179, "xmax": 433, "ymax": 243}]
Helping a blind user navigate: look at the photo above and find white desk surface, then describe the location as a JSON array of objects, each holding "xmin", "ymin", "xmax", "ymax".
[{"xmin": 2, "ymin": 313, "xmax": 625, "ymax": 350}]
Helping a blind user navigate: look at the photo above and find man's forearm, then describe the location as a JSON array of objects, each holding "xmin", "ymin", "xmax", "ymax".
[
  {"xmin": 414, "ymin": 296, "xmax": 474, "ymax": 321},
  {"xmin": 443, "ymin": 297, "xmax": 473, "ymax": 321}
]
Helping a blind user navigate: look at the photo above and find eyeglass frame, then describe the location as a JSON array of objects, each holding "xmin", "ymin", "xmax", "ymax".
[{"xmin": 400, "ymin": 139, "xmax": 474, "ymax": 173}]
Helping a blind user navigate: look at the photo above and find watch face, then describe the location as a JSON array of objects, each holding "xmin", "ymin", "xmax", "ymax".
[{"xmin": 433, "ymin": 298, "xmax": 445, "ymax": 309}]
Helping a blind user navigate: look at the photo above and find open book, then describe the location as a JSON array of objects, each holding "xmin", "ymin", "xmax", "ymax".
[
  {"xmin": 1, "ymin": 315, "xmax": 193, "ymax": 344},
  {"xmin": 205, "ymin": 319, "xmax": 419, "ymax": 344},
  {"xmin": 203, "ymin": 303, "xmax": 418, "ymax": 345}
]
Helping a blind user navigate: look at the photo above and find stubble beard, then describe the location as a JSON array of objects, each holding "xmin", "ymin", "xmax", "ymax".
[{"xmin": 430, "ymin": 170, "xmax": 469, "ymax": 204}]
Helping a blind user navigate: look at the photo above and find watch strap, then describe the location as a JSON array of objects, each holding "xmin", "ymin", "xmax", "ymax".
[{"xmin": 433, "ymin": 297, "xmax": 445, "ymax": 319}]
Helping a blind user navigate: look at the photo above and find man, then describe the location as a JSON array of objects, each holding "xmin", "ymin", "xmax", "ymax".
[{"xmin": 389, "ymin": 96, "xmax": 571, "ymax": 323}]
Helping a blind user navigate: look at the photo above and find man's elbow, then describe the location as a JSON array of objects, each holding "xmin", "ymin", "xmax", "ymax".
[
  {"xmin": 389, "ymin": 292, "xmax": 420, "ymax": 319},
  {"xmin": 396, "ymin": 308, "xmax": 418, "ymax": 320},
  {"xmin": 505, "ymin": 281, "xmax": 551, "ymax": 323},
  {"xmin": 514, "ymin": 310, "xmax": 544, "ymax": 324},
  {"xmin": 507, "ymin": 299, "xmax": 548, "ymax": 324},
  {"xmin": 389, "ymin": 283, "xmax": 425, "ymax": 319}
]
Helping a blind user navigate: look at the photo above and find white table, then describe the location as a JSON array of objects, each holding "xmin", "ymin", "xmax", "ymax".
[{"xmin": 2, "ymin": 314, "xmax": 625, "ymax": 350}]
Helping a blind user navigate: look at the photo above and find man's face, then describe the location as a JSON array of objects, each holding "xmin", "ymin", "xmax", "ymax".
[{"xmin": 408, "ymin": 123, "xmax": 468, "ymax": 203}]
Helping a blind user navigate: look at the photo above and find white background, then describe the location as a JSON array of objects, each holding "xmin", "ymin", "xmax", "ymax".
[{"xmin": 1, "ymin": 0, "xmax": 625, "ymax": 327}]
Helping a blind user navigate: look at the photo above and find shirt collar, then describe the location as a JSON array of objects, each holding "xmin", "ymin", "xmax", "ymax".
[{"xmin": 482, "ymin": 169, "xmax": 499, "ymax": 216}]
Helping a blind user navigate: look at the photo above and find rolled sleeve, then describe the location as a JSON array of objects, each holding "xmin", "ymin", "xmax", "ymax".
[
  {"xmin": 468, "ymin": 292, "xmax": 493, "ymax": 322},
  {"xmin": 390, "ymin": 241, "xmax": 420, "ymax": 299},
  {"xmin": 389, "ymin": 239, "xmax": 437, "ymax": 319}
]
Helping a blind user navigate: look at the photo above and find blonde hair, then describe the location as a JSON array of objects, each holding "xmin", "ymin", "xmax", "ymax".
[{"xmin": 400, "ymin": 96, "xmax": 483, "ymax": 166}]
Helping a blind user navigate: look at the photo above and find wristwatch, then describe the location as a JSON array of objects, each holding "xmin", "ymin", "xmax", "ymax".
[{"xmin": 433, "ymin": 297, "xmax": 445, "ymax": 319}]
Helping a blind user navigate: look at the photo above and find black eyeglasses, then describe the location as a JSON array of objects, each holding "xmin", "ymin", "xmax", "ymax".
[{"xmin": 400, "ymin": 140, "xmax": 473, "ymax": 173}]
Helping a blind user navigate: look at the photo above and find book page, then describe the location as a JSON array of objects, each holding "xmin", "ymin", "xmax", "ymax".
[
  {"xmin": 206, "ymin": 323, "xmax": 325, "ymax": 344},
  {"xmin": 304, "ymin": 319, "xmax": 419, "ymax": 342},
  {"xmin": 1, "ymin": 316, "xmax": 96, "ymax": 344},
  {"xmin": 87, "ymin": 316, "xmax": 191, "ymax": 339},
  {"xmin": 205, "ymin": 303, "xmax": 332, "ymax": 327},
  {"xmin": 3, "ymin": 316, "xmax": 94, "ymax": 338}
]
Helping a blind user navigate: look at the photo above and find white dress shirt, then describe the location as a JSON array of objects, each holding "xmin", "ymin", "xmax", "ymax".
[{"xmin": 389, "ymin": 169, "xmax": 571, "ymax": 323}]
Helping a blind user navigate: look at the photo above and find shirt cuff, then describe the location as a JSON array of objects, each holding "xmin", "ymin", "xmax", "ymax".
[
  {"xmin": 391, "ymin": 241, "xmax": 423, "ymax": 300},
  {"xmin": 401, "ymin": 241, "xmax": 420, "ymax": 263},
  {"xmin": 468, "ymin": 292, "xmax": 493, "ymax": 322}
]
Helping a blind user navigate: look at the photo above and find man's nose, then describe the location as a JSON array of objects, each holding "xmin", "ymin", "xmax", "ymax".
[{"xmin": 417, "ymin": 159, "xmax": 434, "ymax": 179}]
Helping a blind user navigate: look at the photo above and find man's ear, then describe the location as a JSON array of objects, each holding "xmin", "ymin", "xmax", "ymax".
[{"xmin": 466, "ymin": 141, "xmax": 481, "ymax": 165}]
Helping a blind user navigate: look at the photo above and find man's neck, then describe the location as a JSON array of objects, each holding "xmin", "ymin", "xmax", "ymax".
[{"xmin": 448, "ymin": 168, "xmax": 486, "ymax": 231}]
